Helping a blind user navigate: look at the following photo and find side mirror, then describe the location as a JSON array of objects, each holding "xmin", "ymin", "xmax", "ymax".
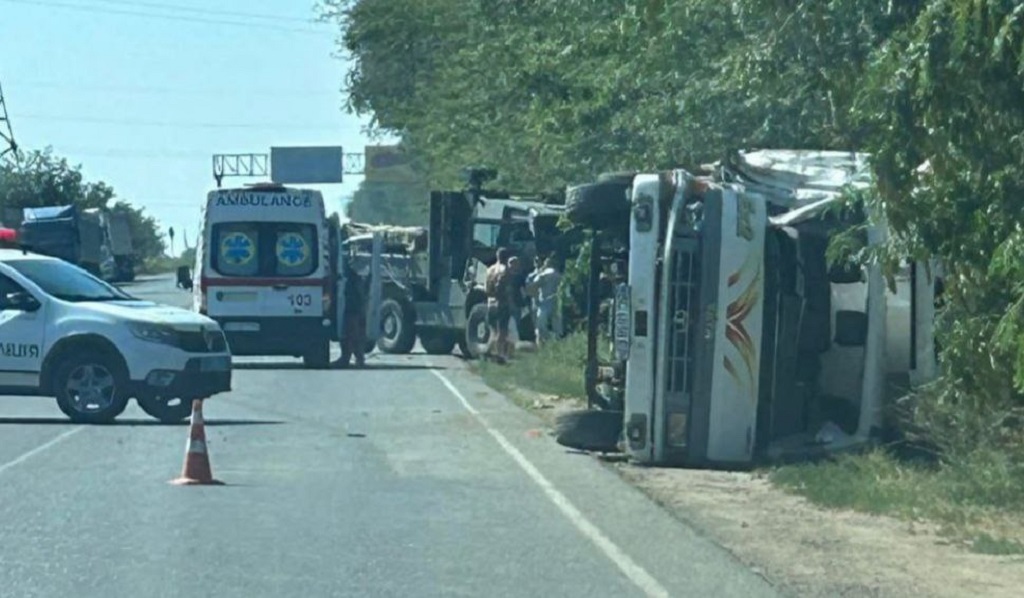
[{"xmin": 2, "ymin": 291, "xmax": 41, "ymax": 312}]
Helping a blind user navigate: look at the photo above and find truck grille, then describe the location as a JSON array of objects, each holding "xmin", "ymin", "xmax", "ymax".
[
  {"xmin": 178, "ymin": 329, "xmax": 228, "ymax": 353},
  {"xmin": 663, "ymin": 239, "xmax": 701, "ymax": 449}
]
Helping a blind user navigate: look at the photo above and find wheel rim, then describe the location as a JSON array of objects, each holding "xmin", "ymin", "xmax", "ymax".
[
  {"xmin": 65, "ymin": 364, "xmax": 117, "ymax": 413},
  {"xmin": 383, "ymin": 309, "xmax": 399, "ymax": 339},
  {"xmin": 475, "ymin": 320, "xmax": 489, "ymax": 342}
]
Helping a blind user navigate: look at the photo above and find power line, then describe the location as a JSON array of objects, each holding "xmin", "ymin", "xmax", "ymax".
[
  {"xmin": 18, "ymin": 113, "xmax": 362, "ymax": 131},
  {"xmin": 0, "ymin": 0, "xmax": 331, "ymax": 35},
  {"xmin": 84, "ymin": 0, "xmax": 315, "ymax": 24},
  {"xmin": 16, "ymin": 79, "xmax": 339, "ymax": 98}
]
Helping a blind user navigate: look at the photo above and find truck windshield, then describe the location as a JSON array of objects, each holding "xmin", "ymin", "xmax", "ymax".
[
  {"xmin": 7, "ymin": 258, "xmax": 132, "ymax": 302},
  {"xmin": 211, "ymin": 222, "xmax": 319, "ymax": 277}
]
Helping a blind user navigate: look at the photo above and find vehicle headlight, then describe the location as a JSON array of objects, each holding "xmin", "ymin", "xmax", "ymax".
[{"xmin": 130, "ymin": 322, "xmax": 179, "ymax": 347}]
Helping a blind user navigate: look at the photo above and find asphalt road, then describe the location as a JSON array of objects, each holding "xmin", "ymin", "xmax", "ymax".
[{"xmin": 0, "ymin": 274, "xmax": 778, "ymax": 598}]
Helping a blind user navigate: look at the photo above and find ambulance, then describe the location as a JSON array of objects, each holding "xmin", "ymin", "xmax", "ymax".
[{"xmin": 194, "ymin": 184, "xmax": 334, "ymax": 368}]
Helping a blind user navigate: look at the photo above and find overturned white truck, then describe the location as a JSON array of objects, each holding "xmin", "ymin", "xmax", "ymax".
[{"xmin": 561, "ymin": 150, "xmax": 940, "ymax": 467}]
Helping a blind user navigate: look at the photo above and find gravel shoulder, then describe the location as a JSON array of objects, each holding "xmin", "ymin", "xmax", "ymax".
[{"xmin": 496, "ymin": 386, "xmax": 1024, "ymax": 598}]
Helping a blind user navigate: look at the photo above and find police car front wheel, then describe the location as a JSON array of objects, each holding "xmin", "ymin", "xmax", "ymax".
[
  {"xmin": 136, "ymin": 394, "xmax": 192, "ymax": 424},
  {"xmin": 53, "ymin": 353, "xmax": 130, "ymax": 424}
]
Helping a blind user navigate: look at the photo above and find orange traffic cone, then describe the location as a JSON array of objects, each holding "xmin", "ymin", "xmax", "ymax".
[{"xmin": 170, "ymin": 399, "xmax": 223, "ymax": 486}]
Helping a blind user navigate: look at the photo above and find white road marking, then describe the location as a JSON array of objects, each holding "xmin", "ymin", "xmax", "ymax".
[
  {"xmin": 431, "ymin": 370, "xmax": 670, "ymax": 598},
  {"xmin": 0, "ymin": 427, "xmax": 84, "ymax": 476}
]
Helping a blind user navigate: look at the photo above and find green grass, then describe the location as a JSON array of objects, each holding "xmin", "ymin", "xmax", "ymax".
[
  {"xmin": 771, "ymin": 449, "xmax": 1024, "ymax": 554},
  {"xmin": 475, "ymin": 333, "xmax": 590, "ymax": 400}
]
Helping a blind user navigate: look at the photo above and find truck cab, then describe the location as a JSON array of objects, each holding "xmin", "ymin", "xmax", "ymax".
[{"xmin": 569, "ymin": 151, "xmax": 940, "ymax": 467}]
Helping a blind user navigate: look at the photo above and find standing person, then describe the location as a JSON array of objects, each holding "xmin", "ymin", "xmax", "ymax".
[
  {"xmin": 504, "ymin": 255, "xmax": 525, "ymax": 357},
  {"xmin": 485, "ymin": 248, "xmax": 511, "ymax": 362},
  {"xmin": 339, "ymin": 264, "xmax": 368, "ymax": 368},
  {"xmin": 527, "ymin": 256, "xmax": 563, "ymax": 345}
]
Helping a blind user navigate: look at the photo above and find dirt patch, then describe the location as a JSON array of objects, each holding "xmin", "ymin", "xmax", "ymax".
[{"xmin": 615, "ymin": 465, "xmax": 1024, "ymax": 598}]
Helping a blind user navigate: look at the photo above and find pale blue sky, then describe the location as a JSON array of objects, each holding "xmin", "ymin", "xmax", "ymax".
[{"xmin": 1, "ymin": 0, "xmax": 391, "ymax": 255}]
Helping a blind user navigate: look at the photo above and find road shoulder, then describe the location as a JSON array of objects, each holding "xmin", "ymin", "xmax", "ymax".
[{"xmin": 468, "ymin": 373, "xmax": 1024, "ymax": 598}]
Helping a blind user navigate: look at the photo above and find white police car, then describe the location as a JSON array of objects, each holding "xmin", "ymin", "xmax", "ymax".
[{"xmin": 0, "ymin": 249, "xmax": 232, "ymax": 423}]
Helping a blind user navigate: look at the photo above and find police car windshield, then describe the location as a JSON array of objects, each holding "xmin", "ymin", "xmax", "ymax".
[{"xmin": 7, "ymin": 258, "xmax": 132, "ymax": 302}]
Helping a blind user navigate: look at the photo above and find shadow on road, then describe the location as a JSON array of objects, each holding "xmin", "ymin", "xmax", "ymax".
[
  {"xmin": 0, "ymin": 417, "xmax": 285, "ymax": 427},
  {"xmin": 232, "ymin": 361, "xmax": 446, "ymax": 371}
]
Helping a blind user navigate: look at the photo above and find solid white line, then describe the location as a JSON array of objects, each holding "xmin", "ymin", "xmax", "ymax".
[
  {"xmin": 431, "ymin": 370, "xmax": 670, "ymax": 598},
  {"xmin": 0, "ymin": 427, "xmax": 84, "ymax": 476}
]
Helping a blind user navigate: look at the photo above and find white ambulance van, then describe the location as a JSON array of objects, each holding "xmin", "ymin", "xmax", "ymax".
[{"xmin": 194, "ymin": 184, "xmax": 334, "ymax": 368}]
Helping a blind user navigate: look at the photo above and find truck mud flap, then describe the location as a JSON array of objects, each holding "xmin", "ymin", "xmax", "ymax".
[{"xmin": 554, "ymin": 409, "xmax": 624, "ymax": 453}]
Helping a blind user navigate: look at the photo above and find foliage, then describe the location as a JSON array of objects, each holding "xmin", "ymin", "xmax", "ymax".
[
  {"xmin": 346, "ymin": 180, "xmax": 430, "ymax": 225},
  {"xmin": 327, "ymin": 0, "xmax": 1024, "ymax": 465},
  {"xmin": 0, "ymin": 148, "xmax": 166, "ymax": 261}
]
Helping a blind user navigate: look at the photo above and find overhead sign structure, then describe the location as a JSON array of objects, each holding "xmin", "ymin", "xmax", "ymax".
[
  {"xmin": 270, "ymin": 146, "xmax": 344, "ymax": 185},
  {"xmin": 363, "ymin": 145, "xmax": 421, "ymax": 184}
]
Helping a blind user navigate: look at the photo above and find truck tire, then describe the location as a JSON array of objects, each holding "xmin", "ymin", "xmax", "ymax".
[
  {"xmin": 53, "ymin": 351, "xmax": 130, "ymax": 424},
  {"xmin": 554, "ymin": 409, "xmax": 624, "ymax": 453},
  {"xmin": 137, "ymin": 395, "xmax": 192, "ymax": 424},
  {"xmin": 377, "ymin": 298, "xmax": 416, "ymax": 354},
  {"xmin": 462, "ymin": 303, "xmax": 491, "ymax": 360},
  {"xmin": 303, "ymin": 338, "xmax": 332, "ymax": 369},
  {"xmin": 565, "ymin": 180, "xmax": 632, "ymax": 230},
  {"xmin": 419, "ymin": 330, "xmax": 456, "ymax": 355}
]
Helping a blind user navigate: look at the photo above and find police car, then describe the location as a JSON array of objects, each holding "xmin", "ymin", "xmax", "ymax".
[{"xmin": 0, "ymin": 249, "xmax": 232, "ymax": 423}]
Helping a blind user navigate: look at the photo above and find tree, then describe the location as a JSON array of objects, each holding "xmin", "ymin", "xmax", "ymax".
[
  {"xmin": 0, "ymin": 148, "xmax": 166, "ymax": 262},
  {"xmin": 327, "ymin": 0, "xmax": 1024, "ymax": 456},
  {"xmin": 346, "ymin": 180, "xmax": 429, "ymax": 225}
]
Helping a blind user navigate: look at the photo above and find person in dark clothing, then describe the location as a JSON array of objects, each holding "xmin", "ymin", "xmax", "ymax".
[{"xmin": 339, "ymin": 265, "xmax": 368, "ymax": 368}]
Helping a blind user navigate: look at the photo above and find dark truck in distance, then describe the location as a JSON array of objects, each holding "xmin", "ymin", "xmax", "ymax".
[{"xmin": 17, "ymin": 205, "xmax": 135, "ymax": 282}]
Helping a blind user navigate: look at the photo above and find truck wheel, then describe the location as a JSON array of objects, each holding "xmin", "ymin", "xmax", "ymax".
[
  {"xmin": 137, "ymin": 395, "xmax": 192, "ymax": 424},
  {"xmin": 462, "ymin": 303, "xmax": 491, "ymax": 360},
  {"xmin": 565, "ymin": 180, "xmax": 632, "ymax": 230},
  {"xmin": 53, "ymin": 352, "xmax": 130, "ymax": 424},
  {"xmin": 378, "ymin": 298, "xmax": 416, "ymax": 354},
  {"xmin": 303, "ymin": 338, "xmax": 332, "ymax": 369},
  {"xmin": 419, "ymin": 330, "xmax": 456, "ymax": 355}
]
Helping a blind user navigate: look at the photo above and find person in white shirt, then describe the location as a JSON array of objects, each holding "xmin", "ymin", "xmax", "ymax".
[{"xmin": 526, "ymin": 256, "xmax": 563, "ymax": 345}]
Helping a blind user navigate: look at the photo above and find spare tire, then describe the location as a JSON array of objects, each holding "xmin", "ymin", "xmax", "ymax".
[{"xmin": 565, "ymin": 180, "xmax": 632, "ymax": 230}]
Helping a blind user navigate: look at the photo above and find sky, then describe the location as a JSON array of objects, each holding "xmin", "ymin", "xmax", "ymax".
[{"xmin": 1, "ymin": 0, "xmax": 393, "ymax": 255}]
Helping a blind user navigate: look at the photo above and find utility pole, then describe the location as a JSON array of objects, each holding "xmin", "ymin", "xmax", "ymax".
[{"xmin": 0, "ymin": 78, "xmax": 18, "ymax": 162}]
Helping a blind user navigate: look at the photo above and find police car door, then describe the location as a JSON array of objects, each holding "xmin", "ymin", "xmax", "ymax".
[{"xmin": 0, "ymin": 272, "xmax": 46, "ymax": 388}]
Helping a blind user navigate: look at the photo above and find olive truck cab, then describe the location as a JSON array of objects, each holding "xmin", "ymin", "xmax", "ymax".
[
  {"xmin": 344, "ymin": 169, "xmax": 568, "ymax": 358},
  {"xmin": 0, "ymin": 249, "xmax": 232, "ymax": 424},
  {"xmin": 565, "ymin": 151, "xmax": 940, "ymax": 467}
]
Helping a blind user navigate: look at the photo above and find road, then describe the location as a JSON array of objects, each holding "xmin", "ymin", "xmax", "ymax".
[{"xmin": 0, "ymin": 274, "xmax": 778, "ymax": 598}]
